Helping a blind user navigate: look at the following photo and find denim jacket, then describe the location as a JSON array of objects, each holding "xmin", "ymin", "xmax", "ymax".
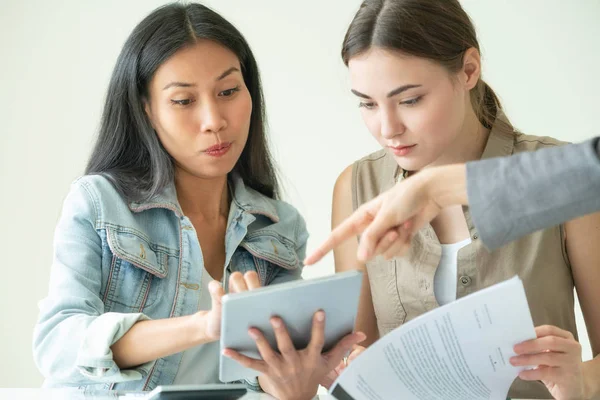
[{"xmin": 33, "ymin": 174, "xmax": 308, "ymax": 391}]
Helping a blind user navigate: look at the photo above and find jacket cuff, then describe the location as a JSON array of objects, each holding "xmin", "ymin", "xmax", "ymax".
[{"xmin": 75, "ymin": 312, "xmax": 153, "ymax": 382}]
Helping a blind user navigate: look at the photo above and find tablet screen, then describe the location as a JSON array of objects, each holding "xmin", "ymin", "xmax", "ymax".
[{"xmin": 219, "ymin": 270, "xmax": 363, "ymax": 382}]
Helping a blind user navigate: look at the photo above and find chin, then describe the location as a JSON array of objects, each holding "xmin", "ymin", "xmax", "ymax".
[
  {"xmin": 183, "ymin": 163, "xmax": 236, "ymax": 181},
  {"xmin": 390, "ymin": 154, "xmax": 426, "ymax": 172}
]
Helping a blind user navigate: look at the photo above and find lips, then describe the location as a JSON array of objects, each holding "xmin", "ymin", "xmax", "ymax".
[
  {"xmin": 389, "ymin": 144, "xmax": 415, "ymax": 151},
  {"xmin": 389, "ymin": 144, "xmax": 416, "ymax": 156},
  {"xmin": 204, "ymin": 142, "xmax": 232, "ymax": 153}
]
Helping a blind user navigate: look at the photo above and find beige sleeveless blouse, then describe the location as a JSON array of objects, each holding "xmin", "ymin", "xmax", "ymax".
[{"xmin": 351, "ymin": 115, "xmax": 576, "ymax": 399}]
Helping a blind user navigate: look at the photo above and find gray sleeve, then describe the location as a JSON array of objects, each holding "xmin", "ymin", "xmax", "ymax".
[{"xmin": 467, "ymin": 137, "xmax": 600, "ymax": 250}]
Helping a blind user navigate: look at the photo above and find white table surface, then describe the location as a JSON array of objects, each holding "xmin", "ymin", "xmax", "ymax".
[
  {"xmin": 0, "ymin": 389, "xmax": 327, "ymax": 400},
  {"xmin": 0, "ymin": 389, "xmax": 538, "ymax": 400}
]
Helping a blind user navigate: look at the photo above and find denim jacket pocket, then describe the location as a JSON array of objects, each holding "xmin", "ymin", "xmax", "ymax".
[
  {"xmin": 103, "ymin": 225, "xmax": 178, "ymax": 312},
  {"xmin": 240, "ymin": 231, "xmax": 299, "ymax": 271}
]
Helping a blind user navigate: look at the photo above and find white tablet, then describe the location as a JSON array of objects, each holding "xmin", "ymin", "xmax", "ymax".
[{"xmin": 219, "ymin": 270, "xmax": 363, "ymax": 382}]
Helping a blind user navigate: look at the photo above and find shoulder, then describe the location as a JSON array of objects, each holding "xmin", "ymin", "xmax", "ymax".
[
  {"xmin": 332, "ymin": 149, "xmax": 390, "ymax": 222},
  {"xmin": 334, "ymin": 164, "xmax": 354, "ymax": 199},
  {"xmin": 353, "ymin": 148, "xmax": 397, "ymax": 180},
  {"xmin": 333, "ymin": 149, "xmax": 390, "ymax": 198},
  {"xmin": 72, "ymin": 174, "xmax": 125, "ymax": 202},
  {"xmin": 330, "ymin": 163, "xmax": 358, "ymax": 232},
  {"xmin": 513, "ymin": 132, "xmax": 569, "ymax": 154},
  {"xmin": 354, "ymin": 148, "xmax": 390, "ymax": 168},
  {"xmin": 271, "ymin": 197, "xmax": 306, "ymax": 230},
  {"xmin": 56, "ymin": 174, "xmax": 127, "ymax": 236},
  {"xmin": 68, "ymin": 174, "xmax": 132, "ymax": 223},
  {"xmin": 344, "ymin": 148, "xmax": 397, "ymax": 207}
]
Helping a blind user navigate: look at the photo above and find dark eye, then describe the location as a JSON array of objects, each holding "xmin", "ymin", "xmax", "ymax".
[
  {"xmin": 219, "ymin": 86, "xmax": 240, "ymax": 97},
  {"xmin": 359, "ymin": 102, "xmax": 376, "ymax": 110},
  {"xmin": 400, "ymin": 96, "xmax": 422, "ymax": 106},
  {"xmin": 170, "ymin": 99, "xmax": 193, "ymax": 106}
]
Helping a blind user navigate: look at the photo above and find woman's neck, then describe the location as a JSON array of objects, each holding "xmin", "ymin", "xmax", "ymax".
[{"xmin": 175, "ymin": 168, "xmax": 229, "ymax": 222}]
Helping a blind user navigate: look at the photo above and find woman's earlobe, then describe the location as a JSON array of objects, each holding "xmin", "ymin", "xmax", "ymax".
[
  {"xmin": 464, "ymin": 64, "xmax": 479, "ymax": 90},
  {"xmin": 462, "ymin": 48, "xmax": 481, "ymax": 90}
]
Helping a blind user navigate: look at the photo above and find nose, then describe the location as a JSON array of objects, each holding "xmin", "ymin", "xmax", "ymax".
[
  {"xmin": 199, "ymin": 99, "xmax": 227, "ymax": 134},
  {"xmin": 380, "ymin": 109, "xmax": 405, "ymax": 139}
]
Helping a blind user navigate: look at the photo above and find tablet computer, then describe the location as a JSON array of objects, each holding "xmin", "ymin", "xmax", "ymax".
[
  {"xmin": 219, "ymin": 270, "xmax": 363, "ymax": 382},
  {"xmin": 145, "ymin": 384, "xmax": 247, "ymax": 400}
]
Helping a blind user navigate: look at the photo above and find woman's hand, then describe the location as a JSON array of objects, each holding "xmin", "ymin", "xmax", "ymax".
[
  {"xmin": 320, "ymin": 344, "xmax": 366, "ymax": 389},
  {"xmin": 196, "ymin": 271, "xmax": 261, "ymax": 341},
  {"xmin": 304, "ymin": 165, "xmax": 467, "ymax": 265},
  {"xmin": 511, "ymin": 325, "xmax": 586, "ymax": 400},
  {"xmin": 223, "ymin": 310, "xmax": 366, "ymax": 400}
]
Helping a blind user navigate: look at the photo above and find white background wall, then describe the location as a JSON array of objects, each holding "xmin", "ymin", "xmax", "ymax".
[{"xmin": 1, "ymin": 0, "xmax": 598, "ymax": 388}]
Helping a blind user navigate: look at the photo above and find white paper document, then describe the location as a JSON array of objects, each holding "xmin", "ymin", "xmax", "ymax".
[{"xmin": 330, "ymin": 276, "xmax": 536, "ymax": 400}]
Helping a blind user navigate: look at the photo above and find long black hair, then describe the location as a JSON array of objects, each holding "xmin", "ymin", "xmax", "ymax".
[{"xmin": 86, "ymin": 2, "xmax": 279, "ymax": 202}]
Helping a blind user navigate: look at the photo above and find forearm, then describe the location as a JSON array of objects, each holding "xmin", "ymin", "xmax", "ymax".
[
  {"xmin": 583, "ymin": 356, "xmax": 600, "ymax": 400},
  {"xmin": 111, "ymin": 312, "xmax": 211, "ymax": 369},
  {"xmin": 467, "ymin": 139, "xmax": 600, "ymax": 250}
]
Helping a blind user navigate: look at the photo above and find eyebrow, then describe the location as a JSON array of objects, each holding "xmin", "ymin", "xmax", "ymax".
[
  {"xmin": 216, "ymin": 66, "xmax": 240, "ymax": 81},
  {"xmin": 162, "ymin": 67, "xmax": 241, "ymax": 90},
  {"xmin": 351, "ymin": 84, "xmax": 422, "ymax": 99}
]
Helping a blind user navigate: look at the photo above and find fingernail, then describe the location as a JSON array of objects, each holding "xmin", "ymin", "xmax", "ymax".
[
  {"xmin": 509, "ymin": 357, "xmax": 518, "ymax": 365},
  {"xmin": 271, "ymin": 318, "xmax": 282, "ymax": 328},
  {"xmin": 357, "ymin": 332, "xmax": 367, "ymax": 341},
  {"xmin": 248, "ymin": 329, "xmax": 259, "ymax": 340},
  {"xmin": 316, "ymin": 311, "xmax": 325, "ymax": 322},
  {"xmin": 222, "ymin": 349, "xmax": 231, "ymax": 357}
]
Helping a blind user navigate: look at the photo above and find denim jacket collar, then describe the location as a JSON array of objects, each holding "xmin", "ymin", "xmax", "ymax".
[{"xmin": 127, "ymin": 174, "xmax": 279, "ymax": 223}]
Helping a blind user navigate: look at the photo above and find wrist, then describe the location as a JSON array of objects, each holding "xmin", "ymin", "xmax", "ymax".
[
  {"xmin": 258, "ymin": 376, "xmax": 317, "ymax": 400},
  {"xmin": 257, "ymin": 376, "xmax": 273, "ymax": 396},
  {"xmin": 188, "ymin": 311, "xmax": 218, "ymax": 345},
  {"xmin": 424, "ymin": 164, "xmax": 468, "ymax": 208},
  {"xmin": 582, "ymin": 359, "xmax": 600, "ymax": 399}
]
